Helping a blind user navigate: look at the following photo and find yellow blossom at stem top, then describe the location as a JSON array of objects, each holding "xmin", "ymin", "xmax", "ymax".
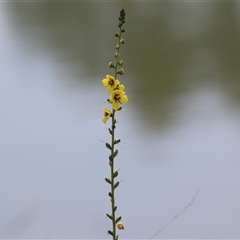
[
  {"xmin": 109, "ymin": 89, "xmax": 128, "ymax": 111},
  {"xmin": 102, "ymin": 75, "xmax": 120, "ymax": 93},
  {"xmin": 102, "ymin": 108, "xmax": 111, "ymax": 123}
]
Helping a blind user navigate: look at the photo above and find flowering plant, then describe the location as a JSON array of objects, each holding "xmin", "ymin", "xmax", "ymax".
[{"xmin": 101, "ymin": 8, "xmax": 128, "ymax": 240}]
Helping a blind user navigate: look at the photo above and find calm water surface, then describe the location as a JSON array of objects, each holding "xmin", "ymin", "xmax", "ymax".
[{"xmin": 1, "ymin": 3, "xmax": 240, "ymax": 239}]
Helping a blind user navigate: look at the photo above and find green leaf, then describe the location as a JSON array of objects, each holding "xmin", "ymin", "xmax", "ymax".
[
  {"xmin": 116, "ymin": 216, "xmax": 122, "ymax": 223},
  {"xmin": 113, "ymin": 171, "xmax": 118, "ymax": 178},
  {"xmin": 114, "ymin": 139, "xmax": 121, "ymax": 145},
  {"xmin": 106, "ymin": 214, "xmax": 113, "ymax": 220},
  {"xmin": 114, "ymin": 181, "xmax": 120, "ymax": 189},
  {"xmin": 106, "ymin": 143, "xmax": 112, "ymax": 150},
  {"xmin": 105, "ymin": 178, "xmax": 111, "ymax": 184}
]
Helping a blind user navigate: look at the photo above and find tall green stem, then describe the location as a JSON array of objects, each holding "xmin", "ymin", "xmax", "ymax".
[
  {"xmin": 109, "ymin": 18, "xmax": 124, "ymax": 240},
  {"xmin": 110, "ymin": 109, "xmax": 116, "ymax": 240},
  {"xmin": 105, "ymin": 8, "xmax": 126, "ymax": 240}
]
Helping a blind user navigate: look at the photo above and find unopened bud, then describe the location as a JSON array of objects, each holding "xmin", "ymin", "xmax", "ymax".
[
  {"xmin": 114, "ymin": 32, "xmax": 119, "ymax": 37},
  {"xmin": 117, "ymin": 222, "xmax": 124, "ymax": 230},
  {"xmin": 120, "ymin": 38, "xmax": 125, "ymax": 44},
  {"xmin": 117, "ymin": 69, "xmax": 124, "ymax": 75},
  {"xmin": 108, "ymin": 62, "xmax": 115, "ymax": 68},
  {"xmin": 119, "ymin": 60, "xmax": 124, "ymax": 66},
  {"xmin": 120, "ymin": 8, "xmax": 126, "ymax": 19},
  {"xmin": 121, "ymin": 28, "xmax": 126, "ymax": 33}
]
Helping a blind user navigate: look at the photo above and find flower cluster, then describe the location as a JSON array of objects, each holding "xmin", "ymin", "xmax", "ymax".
[
  {"xmin": 101, "ymin": 8, "xmax": 128, "ymax": 125},
  {"xmin": 102, "ymin": 75, "xmax": 128, "ymax": 117}
]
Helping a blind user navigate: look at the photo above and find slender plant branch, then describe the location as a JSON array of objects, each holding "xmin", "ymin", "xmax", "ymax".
[{"xmin": 110, "ymin": 110, "xmax": 117, "ymax": 239}]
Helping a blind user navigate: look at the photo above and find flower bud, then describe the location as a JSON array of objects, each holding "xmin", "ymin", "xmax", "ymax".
[
  {"xmin": 115, "ymin": 44, "xmax": 120, "ymax": 49},
  {"xmin": 119, "ymin": 60, "xmax": 124, "ymax": 66},
  {"xmin": 120, "ymin": 8, "xmax": 126, "ymax": 20},
  {"xmin": 121, "ymin": 28, "xmax": 126, "ymax": 33},
  {"xmin": 114, "ymin": 32, "xmax": 119, "ymax": 37},
  {"xmin": 108, "ymin": 62, "xmax": 115, "ymax": 68},
  {"xmin": 117, "ymin": 69, "xmax": 124, "ymax": 75},
  {"xmin": 120, "ymin": 38, "xmax": 124, "ymax": 44},
  {"xmin": 117, "ymin": 222, "xmax": 124, "ymax": 230}
]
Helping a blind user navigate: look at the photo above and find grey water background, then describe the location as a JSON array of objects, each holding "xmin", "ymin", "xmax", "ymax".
[{"xmin": 1, "ymin": 2, "xmax": 240, "ymax": 239}]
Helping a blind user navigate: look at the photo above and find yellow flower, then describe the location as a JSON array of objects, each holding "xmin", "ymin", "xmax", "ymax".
[
  {"xmin": 102, "ymin": 75, "xmax": 120, "ymax": 93},
  {"xmin": 102, "ymin": 108, "xmax": 111, "ymax": 123},
  {"xmin": 118, "ymin": 84, "xmax": 125, "ymax": 91},
  {"xmin": 109, "ymin": 89, "xmax": 128, "ymax": 111}
]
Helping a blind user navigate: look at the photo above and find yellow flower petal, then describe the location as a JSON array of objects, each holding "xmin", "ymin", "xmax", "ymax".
[
  {"xmin": 109, "ymin": 89, "xmax": 128, "ymax": 110},
  {"xmin": 112, "ymin": 102, "xmax": 120, "ymax": 111},
  {"xmin": 102, "ymin": 78, "xmax": 109, "ymax": 87},
  {"xmin": 102, "ymin": 108, "xmax": 111, "ymax": 123},
  {"xmin": 118, "ymin": 84, "xmax": 125, "ymax": 91},
  {"xmin": 120, "ymin": 94, "xmax": 128, "ymax": 104},
  {"xmin": 102, "ymin": 75, "xmax": 120, "ymax": 93}
]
